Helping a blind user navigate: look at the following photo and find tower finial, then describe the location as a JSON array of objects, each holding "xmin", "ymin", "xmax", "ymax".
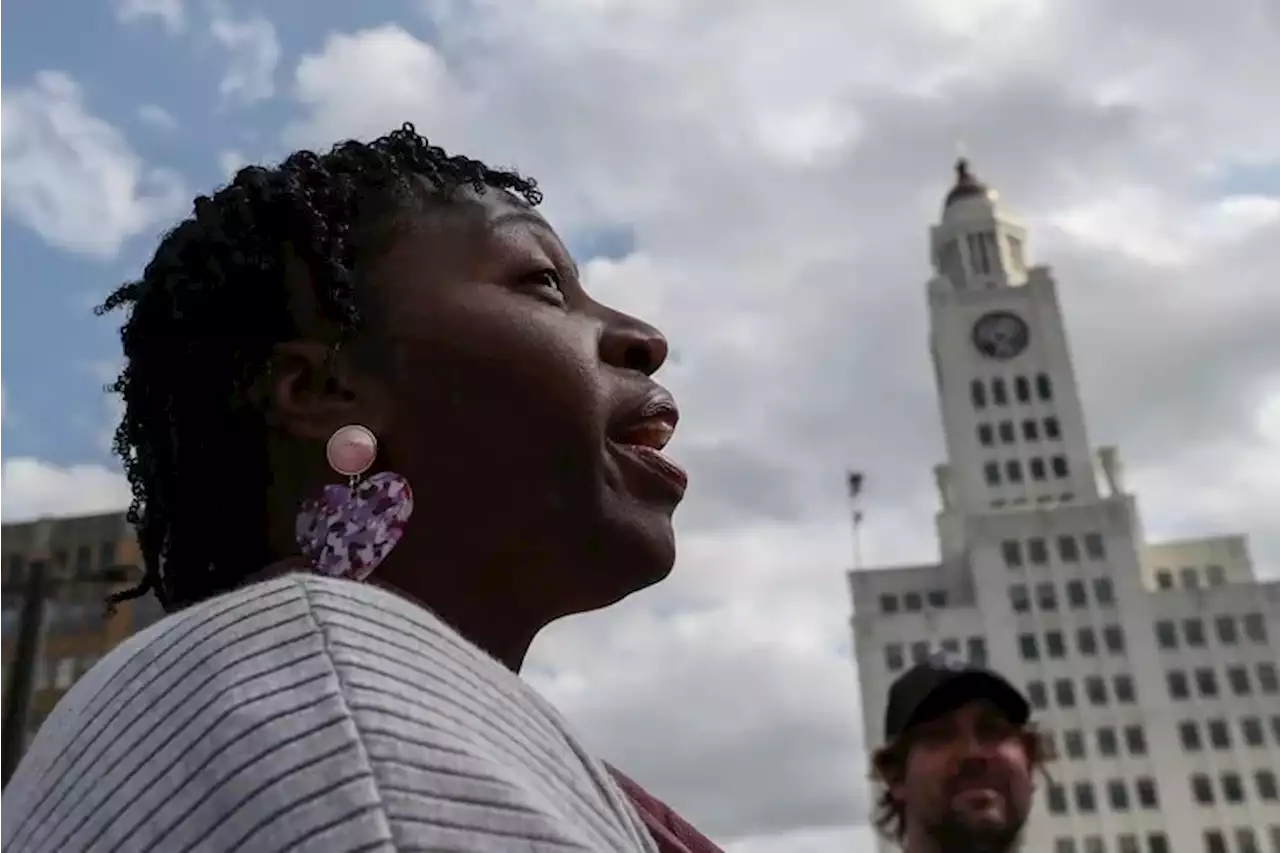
[{"xmin": 955, "ymin": 157, "xmax": 971, "ymax": 181}]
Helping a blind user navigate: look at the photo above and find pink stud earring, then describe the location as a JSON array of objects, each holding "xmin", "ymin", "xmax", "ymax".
[{"xmin": 294, "ymin": 424, "xmax": 414, "ymax": 581}]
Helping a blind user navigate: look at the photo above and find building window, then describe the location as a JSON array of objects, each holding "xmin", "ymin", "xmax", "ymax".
[
  {"xmin": 1134, "ymin": 777, "xmax": 1158, "ymax": 809},
  {"xmin": 1066, "ymin": 580, "xmax": 1087, "ymax": 608},
  {"xmin": 1022, "ymin": 418, "xmax": 1040, "ymax": 441},
  {"xmin": 1167, "ymin": 670, "xmax": 1190, "ymax": 700},
  {"xmin": 879, "ymin": 594, "xmax": 899, "ymax": 613},
  {"xmin": 1207, "ymin": 719, "xmax": 1231, "ymax": 750},
  {"xmin": 1082, "ymin": 532, "xmax": 1105, "ymax": 560},
  {"xmin": 997, "ymin": 420, "xmax": 1016, "ymax": 443},
  {"xmin": 1178, "ymin": 720, "xmax": 1201, "ymax": 751},
  {"xmin": 1036, "ymin": 582, "xmax": 1057, "ymax": 611},
  {"xmin": 1258, "ymin": 662, "xmax": 1278, "ymax": 693},
  {"xmin": 926, "ymin": 589, "xmax": 948, "ymax": 608},
  {"xmin": 1019, "ymin": 634, "xmax": 1039, "ymax": 660},
  {"xmin": 1091, "ymin": 577, "xmax": 1114, "ymax": 606},
  {"xmin": 1118, "ymin": 837, "xmax": 1139, "ymax": 853},
  {"xmin": 1180, "ymin": 567, "xmax": 1200, "ymax": 589},
  {"xmin": 1227, "ymin": 665, "xmax": 1251, "ymax": 696},
  {"xmin": 1027, "ymin": 537, "xmax": 1048, "ymax": 565},
  {"xmin": 1155, "ymin": 620, "xmax": 1178, "ymax": 648},
  {"xmin": 1077, "ymin": 627, "xmax": 1097, "ymax": 656},
  {"xmin": 1244, "ymin": 612, "xmax": 1268, "ymax": 643},
  {"xmin": 1045, "ymin": 630, "xmax": 1066, "ymax": 658},
  {"xmin": 1064, "ymin": 729, "xmax": 1085, "ymax": 759},
  {"xmin": 885, "ymin": 644, "xmax": 904, "ymax": 670},
  {"xmin": 1002, "ymin": 539, "xmax": 1023, "ymax": 568},
  {"xmin": 1014, "ymin": 375, "xmax": 1031, "ymax": 403},
  {"xmin": 1154, "ymin": 569, "xmax": 1173, "ymax": 589},
  {"xmin": 1051, "ymin": 454, "xmax": 1069, "ymax": 477},
  {"xmin": 1074, "ymin": 781, "xmax": 1096, "ymax": 813},
  {"xmin": 1221, "ymin": 772, "xmax": 1244, "ymax": 804},
  {"xmin": 1005, "ymin": 460, "xmax": 1023, "ymax": 483},
  {"xmin": 966, "ymin": 636, "xmax": 987, "ymax": 666},
  {"xmin": 1146, "ymin": 834, "xmax": 1169, "ymax": 853},
  {"xmin": 1085, "ymin": 675, "xmax": 1107, "ymax": 705},
  {"xmin": 1055, "ymin": 679, "xmax": 1076, "ymax": 707},
  {"xmin": 1234, "ymin": 830, "xmax": 1259, "ymax": 853},
  {"xmin": 1103, "ymin": 625, "xmax": 1126, "ymax": 654},
  {"xmin": 1205, "ymin": 564, "xmax": 1226, "ymax": 586},
  {"xmin": 1009, "ymin": 585, "xmax": 1030, "ymax": 613},
  {"xmin": 1183, "ymin": 618, "xmax": 1206, "ymax": 647},
  {"xmin": 984, "ymin": 461, "xmax": 1001, "ymax": 485},
  {"xmin": 53, "ymin": 657, "xmax": 76, "ymax": 690},
  {"xmin": 904, "ymin": 592, "xmax": 923, "ymax": 611},
  {"xmin": 1056, "ymin": 839, "xmax": 1077, "ymax": 853},
  {"xmin": 1214, "ymin": 615, "xmax": 1237, "ymax": 644},
  {"xmin": 1044, "ymin": 416, "xmax": 1061, "ymax": 439},
  {"xmin": 1113, "ymin": 674, "xmax": 1135, "ymax": 703},
  {"xmin": 1046, "ymin": 783, "xmax": 1067, "ymax": 814},
  {"xmin": 1027, "ymin": 680, "xmax": 1047, "ymax": 709},
  {"xmin": 1257, "ymin": 770, "xmax": 1279, "ymax": 801},
  {"xmin": 1029, "ymin": 457, "xmax": 1046, "ymax": 480},
  {"xmin": 977, "ymin": 423, "xmax": 994, "ymax": 446},
  {"xmin": 1194, "ymin": 668, "xmax": 1218, "ymax": 697},
  {"xmin": 1191, "ymin": 773, "xmax": 1214, "ymax": 805},
  {"xmin": 1097, "ymin": 726, "xmax": 1117, "ymax": 756},
  {"xmin": 971, "ymin": 380, "xmax": 987, "ymax": 408},
  {"xmin": 1241, "ymin": 716, "xmax": 1263, "ymax": 747},
  {"xmin": 1107, "ymin": 779, "xmax": 1129, "ymax": 811},
  {"xmin": 1203, "ymin": 831, "xmax": 1227, "ymax": 853},
  {"xmin": 992, "ymin": 378, "xmax": 1008, "ymax": 406},
  {"xmin": 1035, "ymin": 372, "xmax": 1053, "ymax": 401},
  {"xmin": 911, "ymin": 641, "xmax": 930, "ymax": 663},
  {"xmin": 1123, "ymin": 724, "xmax": 1146, "ymax": 755},
  {"xmin": 1057, "ymin": 535, "xmax": 1079, "ymax": 562}
]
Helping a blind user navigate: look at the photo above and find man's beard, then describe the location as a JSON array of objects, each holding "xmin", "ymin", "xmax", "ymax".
[{"xmin": 922, "ymin": 802, "xmax": 1026, "ymax": 853}]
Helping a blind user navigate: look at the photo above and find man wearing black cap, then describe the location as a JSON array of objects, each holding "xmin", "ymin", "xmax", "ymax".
[{"xmin": 870, "ymin": 653, "xmax": 1052, "ymax": 853}]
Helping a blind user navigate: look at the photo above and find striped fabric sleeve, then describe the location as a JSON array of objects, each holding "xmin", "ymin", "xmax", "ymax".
[{"xmin": 1, "ymin": 574, "xmax": 658, "ymax": 853}]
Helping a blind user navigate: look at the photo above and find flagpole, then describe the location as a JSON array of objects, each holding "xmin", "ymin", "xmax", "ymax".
[{"xmin": 847, "ymin": 471, "xmax": 865, "ymax": 572}]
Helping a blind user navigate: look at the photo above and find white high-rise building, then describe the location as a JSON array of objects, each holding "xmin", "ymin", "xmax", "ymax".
[{"xmin": 849, "ymin": 160, "xmax": 1280, "ymax": 853}]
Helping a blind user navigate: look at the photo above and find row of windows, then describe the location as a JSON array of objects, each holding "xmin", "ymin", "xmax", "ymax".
[
  {"xmin": 1045, "ymin": 775, "xmax": 1159, "ymax": 815},
  {"xmin": 1154, "ymin": 564, "xmax": 1228, "ymax": 590},
  {"xmin": 1178, "ymin": 715, "xmax": 1280, "ymax": 751},
  {"xmin": 1167, "ymin": 663, "xmax": 1279, "ymax": 699},
  {"xmin": 1027, "ymin": 674, "xmax": 1137, "ymax": 710},
  {"xmin": 984, "ymin": 454, "xmax": 1069, "ymax": 486},
  {"xmin": 2, "ymin": 654, "xmax": 100, "ymax": 694},
  {"xmin": 1045, "ymin": 724, "xmax": 1148, "ymax": 760},
  {"xmin": 884, "ymin": 637, "xmax": 988, "ymax": 672},
  {"xmin": 878, "ymin": 588, "xmax": 947, "ymax": 614},
  {"xmin": 6, "ymin": 542, "xmax": 118, "ymax": 582},
  {"xmin": 1155, "ymin": 613, "xmax": 1269, "ymax": 649},
  {"xmin": 978, "ymin": 416, "xmax": 1062, "ymax": 446},
  {"xmin": 1191, "ymin": 770, "xmax": 1278, "ymax": 805},
  {"xmin": 1003, "ymin": 532, "xmax": 1107, "ymax": 567},
  {"xmin": 1202, "ymin": 827, "xmax": 1280, "ymax": 853},
  {"xmin": 971, "ymin": 374, "xmax": 1053, "ymax": 408},
  {"xmin": 1053, "ymin": 833, "xmax": 1170, "ymax": 853},
  {"xmin": 1009, "ymin": 577, "xmax": 1116, "ymax": 613},
  {"xmin": 1019, "ymin": 626, "xmax": 1126, "ymax": 661}
]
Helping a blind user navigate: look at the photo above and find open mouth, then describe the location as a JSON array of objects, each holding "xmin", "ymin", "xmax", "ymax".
[{"xmin": 608, "ymin": 392, "xmax": 688, "ymax": 498}]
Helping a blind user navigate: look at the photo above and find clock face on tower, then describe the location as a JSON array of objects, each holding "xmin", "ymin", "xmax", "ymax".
[{"xmin": 971, "ymin": 311, "xmax": 1030, "ymax": 360}]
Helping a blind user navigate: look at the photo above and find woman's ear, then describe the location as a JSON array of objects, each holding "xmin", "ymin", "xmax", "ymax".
[{"xmin": 260, "ymin": 340, "xmax": 385, "ymax": 440}]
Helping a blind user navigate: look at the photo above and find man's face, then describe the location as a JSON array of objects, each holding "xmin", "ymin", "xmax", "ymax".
[{"xmin": 892, "ymin": 699, "xmax": 1034, "ymax": 851}]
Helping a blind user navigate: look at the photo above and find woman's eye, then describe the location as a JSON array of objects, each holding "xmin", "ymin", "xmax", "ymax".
[{"xmin": 525, "ymin": 269, "xmax": 564, "ymax": 293}]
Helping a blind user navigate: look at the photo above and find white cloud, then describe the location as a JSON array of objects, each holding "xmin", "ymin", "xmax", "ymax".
[
  {"xmin": 114, "ymin": 0, "xmax": 183, "ymax": 33},
  {"xmin": 0, "ymin": 459, "xmax": 130, "ymax": 523},
  {"xmin": 136, "ymin": 103, "xmax": 178, "ymax": 132},
  {"xmin": 217, "ymin": 149, "xmax": 248, "ymax": 179},
  {"xmin": 1, "ymin": 71, "xmax": 187, "ymax": 259},
  {"xmin": 210, "ymin": 9, "xmax": 281, "ymax": 104}
]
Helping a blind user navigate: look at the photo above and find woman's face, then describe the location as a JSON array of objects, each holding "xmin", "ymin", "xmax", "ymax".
[{"xmin": 323, "ymin": 187, "xmax": 685, "ymax": 623}]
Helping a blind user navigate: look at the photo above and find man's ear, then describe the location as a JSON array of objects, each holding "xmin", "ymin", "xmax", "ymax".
[{"xmin": 260, "ymin": 340, "xmax": 385, "ymax": 441}]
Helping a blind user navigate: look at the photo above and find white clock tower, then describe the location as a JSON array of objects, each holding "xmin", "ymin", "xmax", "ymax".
[{"xmin": 927, "ymin": 160, "xmax": 1101, "ymax": 557}]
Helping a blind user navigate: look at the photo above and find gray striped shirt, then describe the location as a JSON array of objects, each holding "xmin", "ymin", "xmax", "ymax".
[{"xmin": 2, "ymin": 574, "xmax": 660, "ymax": 852}]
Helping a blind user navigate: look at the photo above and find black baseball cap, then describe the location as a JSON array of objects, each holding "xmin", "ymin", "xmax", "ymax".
[{"xmin": 884, "ymin": 653, "xmax": 1030, "ymax": 741}]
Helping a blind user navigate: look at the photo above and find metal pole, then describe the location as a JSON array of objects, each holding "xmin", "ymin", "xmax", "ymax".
[{"xmin": 3, "ymin": 560, "xmax": 49, "ymax": 787}]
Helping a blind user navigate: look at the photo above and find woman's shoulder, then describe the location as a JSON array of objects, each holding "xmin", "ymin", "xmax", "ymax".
[{"xmin": 2, "ymin": 574, "xmax": 658, "ymax": 853}]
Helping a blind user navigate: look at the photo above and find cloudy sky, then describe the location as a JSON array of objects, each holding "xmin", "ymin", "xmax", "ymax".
[{"xmin": 3, "ymin": 0, "xmax": 1279, "ymax": 849}]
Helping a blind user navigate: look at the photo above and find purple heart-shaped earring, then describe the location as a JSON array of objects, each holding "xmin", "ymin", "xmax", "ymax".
[{"xmin": 295, "ymin": 424, "xmax": 414, "ymax": 581}]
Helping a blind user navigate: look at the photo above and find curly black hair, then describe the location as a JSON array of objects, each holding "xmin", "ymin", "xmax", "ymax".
[{"xmin": 97, "ymin": 123, "xmax": 542, "ymax": 613}]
